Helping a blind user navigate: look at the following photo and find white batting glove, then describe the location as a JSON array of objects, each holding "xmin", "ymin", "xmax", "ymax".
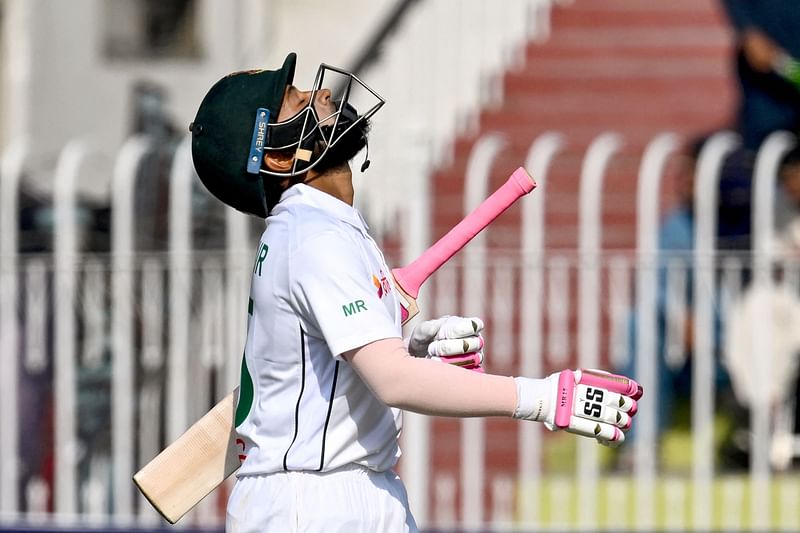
[
  {"xmin": 407, "ymin": 315, "xmax": 485, "ymax": 372},
  {"xmin": 513, "ymin": 369, "xmax": 643, "ymax": 447}
]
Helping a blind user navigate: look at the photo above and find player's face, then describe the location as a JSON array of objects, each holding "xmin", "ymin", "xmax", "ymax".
[
  {"xmin": 278, "ymin": 85, "xmax": 337, "ymax": 125},
  {"xmin": 268, "ymin": 81, "xmax": 370, "ymax": 175}
]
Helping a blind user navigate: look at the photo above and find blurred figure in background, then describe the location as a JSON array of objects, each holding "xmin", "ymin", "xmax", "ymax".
[
  {"xmin": 129, "ymin": 80, "xmax": 183, "ymax": 251},
  {"xmin": 775, "ymin": 146, "xmax": 800, "ymax": 463},
  {"xmin": 620, "ymin": 138, "xmax": 703, "ymax": 447},
  {"xmin": 718, "ymin": 146, "xmax": 800, "ymax": 471},
  {"xmin": 776, "ymin": 145, "xmax": 800, "ymax": 238},
  {"xmin": 721, "ymin": 0, "xmax": 800, "ymax": 150},
  {"xmin": 128, "ymin": 80, "xmax": 228, "ymax": 251},
  {"xmin": 619, "ymin": 136, "xmax": 741, "ymax": 467}
]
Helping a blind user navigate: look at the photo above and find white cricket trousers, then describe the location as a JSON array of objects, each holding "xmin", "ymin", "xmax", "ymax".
[{"xmin": 226, "ymin": 464, "xmax": 419, "ymax": 533}]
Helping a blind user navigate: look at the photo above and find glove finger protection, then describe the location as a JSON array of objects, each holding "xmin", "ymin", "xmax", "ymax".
[
  {"xmin": 513, "ymin": 368, "xmax": 642, "ymax": 448},
  {"xmin": 407, "ymin": 316, "xmax": 485, "ymax": 372},
  {"xmin": 407, "ymin": 316, "xmax": 449, "ymax": 357},
  {"xmin": 427, "ymin": 336, "xmax": 483, "ymax": 357},
  {"xmin": 564, "ymin": 416, "xmax": 624, "ymax": 445},
  {"xmin": 433, "ymin": 316, "xmax": 484, "ymax": 340}
]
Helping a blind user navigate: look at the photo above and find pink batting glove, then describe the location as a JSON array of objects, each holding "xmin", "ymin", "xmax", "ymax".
[
  {"xmin": 554, "ymin": 369, "xmax": 642, "ymax": 446},
  {"xmin": 514, "ymin": 369, "xmax": 642, "ymax": 447}
]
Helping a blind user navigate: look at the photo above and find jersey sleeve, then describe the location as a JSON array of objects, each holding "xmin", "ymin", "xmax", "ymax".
[{"xmin": 289, "ymin": 231, "xmax": 401, "ymax": 357}]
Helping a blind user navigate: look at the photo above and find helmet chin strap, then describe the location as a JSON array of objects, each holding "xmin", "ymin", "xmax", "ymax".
[
  {"xmin": 360, "ymin": 136, "xmax": 371, "ymax": 172},
  {"xmin": 327, "ymin": 101, "xmax": 370, "ymax": 172}
]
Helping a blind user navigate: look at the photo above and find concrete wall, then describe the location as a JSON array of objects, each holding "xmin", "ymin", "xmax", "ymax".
[
  {"xmin": 0, "ymin": 0, "xmax": 393, "ymax": 198},
  {"xmin": 263, "ymin": 0, "xmax": 395, "ymax": 88}
]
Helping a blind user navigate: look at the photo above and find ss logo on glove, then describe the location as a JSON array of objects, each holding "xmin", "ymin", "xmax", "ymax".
[{"xmin": 583, "ymin": 401, "xmax": 602, "ymax": 418}]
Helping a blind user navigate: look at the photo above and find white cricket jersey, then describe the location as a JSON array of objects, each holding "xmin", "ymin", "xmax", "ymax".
[{"xmin": 235, "ymin": 183, "xmax": 403, "ymax": 476}]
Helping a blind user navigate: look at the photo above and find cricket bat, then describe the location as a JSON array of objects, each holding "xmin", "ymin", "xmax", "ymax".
[{"xmin": 134, "ymin": 166, "xmax": 536, "ymax": 523}]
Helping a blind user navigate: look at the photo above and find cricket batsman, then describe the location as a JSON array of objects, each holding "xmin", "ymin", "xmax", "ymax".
[{"xmin": 189, "ymin": 52, "xmax": 643, "ymax": 532}]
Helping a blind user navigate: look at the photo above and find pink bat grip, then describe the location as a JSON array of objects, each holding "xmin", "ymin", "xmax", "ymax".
[{"xmin": 392, "ymin": 167, "xmax": 535, "ymax": 298}]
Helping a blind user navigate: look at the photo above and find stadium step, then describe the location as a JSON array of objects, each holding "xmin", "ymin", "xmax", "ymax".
[{"xmin": 431, "ymin": 0, "xmax": 735, "ymax": 250}]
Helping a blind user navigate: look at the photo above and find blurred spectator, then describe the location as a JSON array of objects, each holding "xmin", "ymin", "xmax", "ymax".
[
  {"xmin": 128, "ymin": 80, "xmax": 228, "ymax": 250},
  {"xmin": 129, "ymin": 80, "xmax": 178, "ymax": 251},
  {"xmin": 776, "ymin": 145, "xmax": 800, "ymax": 237},
  {"xmin": 619, "ymin": 136, "xmax": 747, "ymax": 468},
  {"xmin": 716, "ymin": 146, "xmax": 800, "ymax": 470},
  {"xmin": 776, "ymin": 146, "xmax": 800, "ymax": 456},
  {"xmin": 721, "ymin": 151, "xmax": 800, "ymax": 469},
  {"xmin": 721, "ymin": 0, "xmax": 800, "ymax": 150},
  {"xmin": 723, "ymin": 244, "xmax": 800, "ymax": 470},
  {"xmin": 620, "ymin": 138, "xmax": 706, "ymax": 441}
]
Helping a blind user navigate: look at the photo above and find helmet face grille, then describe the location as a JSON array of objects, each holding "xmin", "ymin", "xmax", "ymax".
[{"xmin": 258, "ymin": 63, "xmax": 385, "ymax": 178}]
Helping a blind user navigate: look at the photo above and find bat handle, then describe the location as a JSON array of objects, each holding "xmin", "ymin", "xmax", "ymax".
[{"xmin": 393, "ymin": 167, "xmax": 535, "ymax": 298}]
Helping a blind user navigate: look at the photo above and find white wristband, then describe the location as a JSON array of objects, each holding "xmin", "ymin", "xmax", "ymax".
[{"xmin": 512, "ymin": 376, "xmax": 552, "ymax": 423}]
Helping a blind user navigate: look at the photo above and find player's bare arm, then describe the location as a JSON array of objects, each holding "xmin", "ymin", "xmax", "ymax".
[
  {"xmin": 344, "ymin": 338, "xmax": 517, "ymax": 417},
  {"xmin": 345, "ymin": 338, "xmax": 641, "ymax": 446}
]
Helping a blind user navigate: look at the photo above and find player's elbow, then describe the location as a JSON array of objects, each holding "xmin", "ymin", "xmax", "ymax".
[
  {"xmin": 363, "ymin": 358, "xmax": 428, "ymax": 410},
  {"xmin": 359, "ymin": 361, "xmax": 418, "ymax": 409},
  {"xmin": 369, "ymin": 377, "xmax": 412, "ymax": 409}
]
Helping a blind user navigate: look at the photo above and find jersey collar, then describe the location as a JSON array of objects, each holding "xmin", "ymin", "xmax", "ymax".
[{"xmin": 275, "ymin": 183, "xmax": 369, "ymax": 232}]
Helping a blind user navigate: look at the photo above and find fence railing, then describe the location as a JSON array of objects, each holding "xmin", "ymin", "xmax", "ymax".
[{"xmin": 2, "ymin": 127, "xmax": 800, "ymax": 531}]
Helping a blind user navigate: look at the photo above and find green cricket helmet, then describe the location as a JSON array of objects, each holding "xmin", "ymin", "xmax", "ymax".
[
  {"xmin": 190, "ymin": 53, "xmax": 384, "ymax": 218},
  {"xmin": 190, "ymin": 53, "xmax": 296, "ymax": 218}
]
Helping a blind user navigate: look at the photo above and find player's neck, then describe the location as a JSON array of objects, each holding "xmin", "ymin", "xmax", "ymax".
[{"xmin": 304, "ymin": 164, "xmax": 354, "ymax": 206}]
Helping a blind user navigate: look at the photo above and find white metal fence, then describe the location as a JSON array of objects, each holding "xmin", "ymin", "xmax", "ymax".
[{"xmin": 2, "ymin": 129, "xmax": 800, "ymax": 531}]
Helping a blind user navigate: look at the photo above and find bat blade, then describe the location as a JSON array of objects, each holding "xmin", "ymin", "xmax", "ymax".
[
  {"xmin": 133, "ymin": 166, "xmax": 536, "ymax": 522},
  {"xmin": 133, "ymin": 390, "xmax": 240, "ymax": 523}
]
